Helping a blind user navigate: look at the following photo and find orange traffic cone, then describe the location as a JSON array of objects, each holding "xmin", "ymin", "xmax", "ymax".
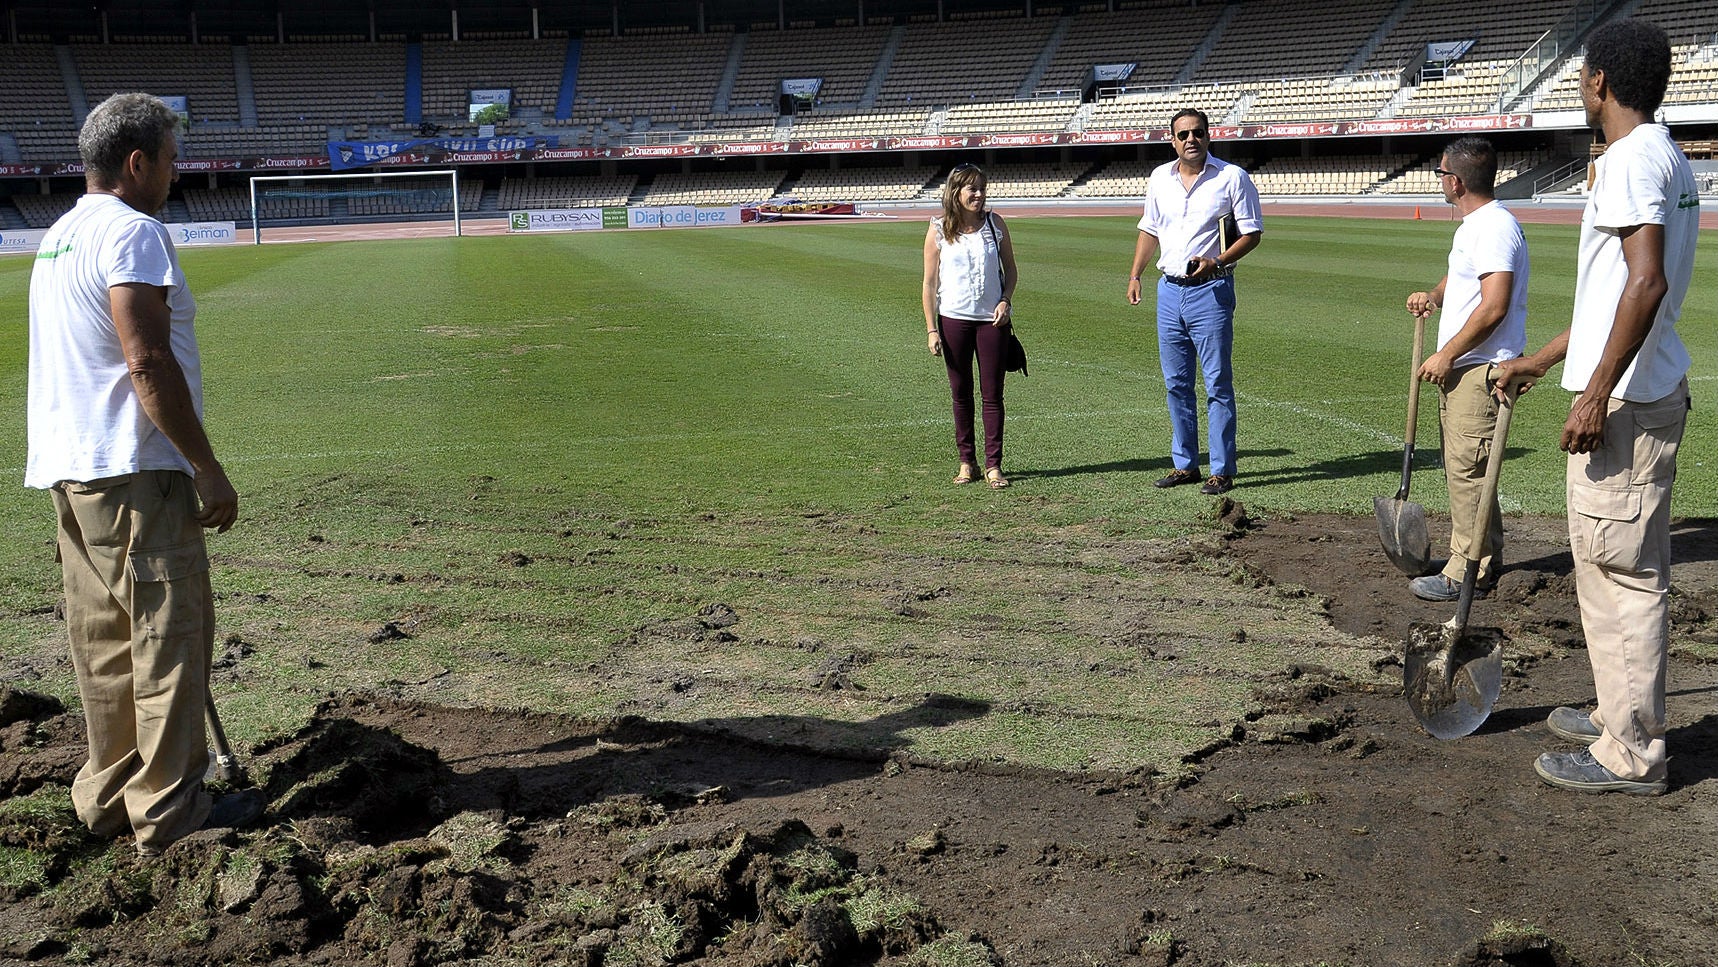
[{"xmin": 1414, "ymin": 205, "xmax": 1421, "ymax": 220}]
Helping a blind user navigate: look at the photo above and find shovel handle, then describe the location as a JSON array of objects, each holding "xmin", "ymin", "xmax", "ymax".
[
  {"xmin": 1393, "ymin": 315, "xmax": 1428, "ymax": 500},
  {"xmin": 206, "ymin": 691, "xmax": 244, "ymax": 783},
  {"xmin": 1404, "ymin": 314, "xmax": 1426, "ymax": 447},
  {"xmin": 1450, "ymin": 383, "xmax": 1517, "ymax": 633}
]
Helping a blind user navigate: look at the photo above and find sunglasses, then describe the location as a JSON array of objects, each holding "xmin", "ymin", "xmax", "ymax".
[
  {"xmin": 1435, "ymin": 167, "xmax": 1457, "ymax": 178},
  {"xmin": 951, "ymin": 163, "xmax": 980, "ymax": 173},
  {"xmin": 1174, "ymin": 128, "xmax": 1208, "ymax": 142}
]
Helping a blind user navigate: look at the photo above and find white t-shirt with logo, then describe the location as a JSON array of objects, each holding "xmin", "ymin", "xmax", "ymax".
[
  {"xmin": 27, "ymin": 193, "xmax": 201, "ymax": 488},
  {"xmin": 1440, "ymin": 200, "xmax": 1529, "ymax": 367},
  {"xmin": 1563, "ymin": 124, "xmax": 1699, "ymax": 401}
]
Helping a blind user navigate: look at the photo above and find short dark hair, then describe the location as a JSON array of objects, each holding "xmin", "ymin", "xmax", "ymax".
[
  {"xmin": 1585, "ymin": 18, "xmax": 1672, "ymax": 115},
  {"xmin": 1170, "ymin": 108, "xmax": 1209, "ymax": 131},
  {"xmin": 1442, "ymin": 136, "xmax": 1498, "ymax": 194},
  {"xmin": 79, "ymin": 92, "xmax": 178, "ymax": 185}
]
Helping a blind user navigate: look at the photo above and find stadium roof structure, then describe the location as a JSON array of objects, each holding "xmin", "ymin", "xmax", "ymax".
[{"xmin": 1, "ymin": 0, "xmax": 1057, "ymax": 41}]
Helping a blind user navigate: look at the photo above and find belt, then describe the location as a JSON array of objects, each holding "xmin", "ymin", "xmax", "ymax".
[{"xmin": 1162, "ymin": 270, "xmax": 1230, "ymax": 286}]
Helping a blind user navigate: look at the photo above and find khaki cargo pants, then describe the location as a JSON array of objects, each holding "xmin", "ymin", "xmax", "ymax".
[
  {"xmin": 1567, "ymin": 381, "xmax": 1689, "ymax": 782},
  {"xmin": 1439, "ymin": 362, "xmax": 1505, "ymax": 586},
  {"xmin": 52, "ymin": 470, "xmax": 213, "ymax": 851}
]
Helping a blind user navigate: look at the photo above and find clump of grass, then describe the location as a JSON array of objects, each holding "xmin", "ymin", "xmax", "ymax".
[{"xmin": 905, "ymin": 933, "xmax": 999, "ymax": 967}]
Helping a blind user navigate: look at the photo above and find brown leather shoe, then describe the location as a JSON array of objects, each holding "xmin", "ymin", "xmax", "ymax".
[
  {"xmin": 1154, "ymin": 468, "xmax": 1201, "ymax": 489},
  {"xmin": 1199, "ymin": 474, "xmax": 1233, "ymax": 495}
]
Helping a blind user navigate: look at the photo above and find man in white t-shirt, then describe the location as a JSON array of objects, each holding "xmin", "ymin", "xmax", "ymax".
[
  {"xmin": 1403, "ymin": 137, "xmax": 1529, "ymax": 602},
  {"xmin": 1496, "ymin": 19, "xmax": 1700, "ymax": 796},
  {"xmin": 27, "ymin": 93, "xmax": 258, "ymax": 852}
]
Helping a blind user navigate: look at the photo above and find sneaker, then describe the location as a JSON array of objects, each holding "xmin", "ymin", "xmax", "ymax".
[
  {"xmin": 1546, "ymin": 706, "xmax": 1601, "ymax": 746},
  {"xmin": 1199, "ymin": 474, "xmax": 1233, "ymax": 495},
  {"xmin": 1534, "ymin": 749, "xmax": 1666, "ymax": 796},
  {"xmin": 1409, "ymin": 573, "xmax": 1490, "ymax": 602},
  {"xmin": 1154, "ymin": 468, "xmax": 1201, "ymax": 489}
]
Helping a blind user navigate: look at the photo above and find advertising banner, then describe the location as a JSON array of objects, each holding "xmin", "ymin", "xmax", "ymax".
[
  {"xmin": 626, "ymin": 205, "xmax": 743, "ymax": 228},
  {"xmin": 329, "ymin": 136, "xmax": 559, "ymax": 171},
  {"xmin": 602, "ymin": 207, "xmax": 628, "ymax": 229},
  {"xmin": 0, "ymin": 229, "xmax": 48, "ymax": 256},
  {"xmin": 167, "ymin": 221, "xmax": 239, "ymax": 246},
  {"xmin": 508, "ymin": 208, "xmax": 605, "ymax": 232}
]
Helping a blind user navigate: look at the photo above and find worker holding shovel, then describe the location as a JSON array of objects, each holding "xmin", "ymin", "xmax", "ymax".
[
  {"xmin": 1495, "ymin": 18, "xmax": 1699, "ymax": 796},
  {"xmin": 1402, "ymin": 136, "xmax": 1530, "ymax": 603}
]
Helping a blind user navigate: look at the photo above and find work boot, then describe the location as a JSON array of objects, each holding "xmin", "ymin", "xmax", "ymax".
[
  {"xmin": 1546, "ymin": 706, "xmax": 1601, "ymax": 745},
  {"xmin": 1534, "ymin": 749, "xmax": 1665, "ymax": 796}
]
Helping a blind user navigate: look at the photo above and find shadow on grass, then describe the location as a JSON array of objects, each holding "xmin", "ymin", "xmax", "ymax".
[{"xmin": 1010, "ymin": 447, "xmax": 1290, "ymax": 482}]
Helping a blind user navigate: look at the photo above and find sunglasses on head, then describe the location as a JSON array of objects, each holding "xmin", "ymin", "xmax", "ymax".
[
  {"xmin": 1174, "ymin": 128, "xmax": 1208, "ymax": 142},
  {"xmin": 951, "ymin": 163, "xmax": 980, "ymax": 174}
]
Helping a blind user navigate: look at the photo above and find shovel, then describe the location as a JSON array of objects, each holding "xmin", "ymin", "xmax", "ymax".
[
  {"xmin": 206, "ymin": 692, "xmax": 248, "ymax": 785},
  {"xmin": 1404, "ymin": 383, "xmax": 1515, "ymax": 740},
  {"xmin": 1376, "ymin": 314, "xmax": 1434, "ymax": 576}
]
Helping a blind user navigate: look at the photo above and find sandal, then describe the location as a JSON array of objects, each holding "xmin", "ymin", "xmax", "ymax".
[
  {"xmin": 985, "ymin": 467, "xmax": 1010, "ymax": 489},
  {"xmin": 952, "ymin": 463, "xmax": 978, "ymax": 484}
]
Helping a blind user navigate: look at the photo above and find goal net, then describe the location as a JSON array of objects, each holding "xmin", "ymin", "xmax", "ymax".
[{"xmin": 248, "ymin": 169, "xmax": 466, "ymax": 243}]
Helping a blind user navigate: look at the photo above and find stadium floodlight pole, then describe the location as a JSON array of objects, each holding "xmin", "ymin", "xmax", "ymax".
[{"xmin": 247, "ymin": 168, "xmax": 464, "ymax": 244}]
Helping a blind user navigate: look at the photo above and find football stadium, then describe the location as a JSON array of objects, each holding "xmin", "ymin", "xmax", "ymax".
[{"xmin": 2, "ymin": 1, "xmax": 1717, "ymax": 964}]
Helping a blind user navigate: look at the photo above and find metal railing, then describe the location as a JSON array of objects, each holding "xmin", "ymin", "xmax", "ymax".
[{"xmin": 1494, "ymin": 0, "xmax": 1613, "ymax": 114}]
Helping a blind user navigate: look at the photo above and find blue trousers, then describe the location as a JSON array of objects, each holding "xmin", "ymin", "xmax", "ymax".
[{"xmin": 1156, "ymin": 276, "xmax": 1237, "ymax": 477}]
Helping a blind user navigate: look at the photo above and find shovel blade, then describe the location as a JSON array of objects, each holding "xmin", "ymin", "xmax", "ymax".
[
  {"xmin": 1403, "ymin": 622, "xmax": 1504, "ymax": 739},
  {"xmin": 1375, "ymin": 496, "xmax": 1434, "ymax": 576}
]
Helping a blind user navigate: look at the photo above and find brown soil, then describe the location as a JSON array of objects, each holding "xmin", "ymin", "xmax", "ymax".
[{"xmin": 5, "ymin": 512, "xmax": 1718, "ymax": 967}]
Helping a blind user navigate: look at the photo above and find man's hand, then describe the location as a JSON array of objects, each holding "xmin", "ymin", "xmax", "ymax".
[
  {"xmin": 1405, "ymin": 291, "xmax": 1437, "ymax": 319},
  {"xmin": 1186, "ymin": 256, "xmax": 1221, "ymax": 282},
  {"xmin": 1417, "ymin": 351, "xmax": 1454, "ymax": 387},
  {"xmin": 1491, "ymin": 356, "xmax": 1545, "ymax": 402},
  {"xmin": 1561, "ymin": 394, "xmax": 1608, "ymax": 454},
  {"xmin": 194, "ymin": 463, "xmax": 239, "ymax": 533},
  {"xmin": 1127, "ymin": 277, "xmax": 1143, "ymax": 305}
]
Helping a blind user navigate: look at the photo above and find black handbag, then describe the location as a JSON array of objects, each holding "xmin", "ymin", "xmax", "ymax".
[
  {"xmin": 987, "ymin": 212, "xmax": 1028, "ymax": 378},
  {"xmin": 1003, "ymin": 327, "xmax": 1028, "ymax": 376}
]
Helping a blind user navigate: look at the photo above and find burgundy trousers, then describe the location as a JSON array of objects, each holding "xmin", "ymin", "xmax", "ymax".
[{"xmin": 940, "ymin": 315, "xmax": 1007, "ymax": 469}]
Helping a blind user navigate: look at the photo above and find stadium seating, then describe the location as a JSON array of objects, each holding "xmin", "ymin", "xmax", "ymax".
[
  {"xmin": 497, "ymin": 174, "xmax": 637, "ymax": 208},
  {"xmin": 1037, "ymin": 6, "xmax": 1226, "ymax": 91},
  {"xmin": 570, "ymin": 28, "xmax": 731, "ymax": 128},
  {"xmin": 421, "ymin": 40, "xmax": 567, "ymax": 125},
  {"xmin": 1244, "ymin": 75, "xmax": 1399, "ymax": 123},
  {"xmin": 1193, "ymin": 0, "xmax": 1385, "ymax": 83},
  {"xmin": 977, "ymin": 162, "xmax": 1088, "ymax": 199},
  {"xmin": 635, "ymin": 169, "xmax": 786, "ymax": 205},
  {"xmin": 873, "ymin": 15, "xmax": 1058, "ymax": 110},
  {"xmin": 1246, "ymin": 154, "xmax": 1415, "ymax": 195},
  {"xmin": 787, "ymin": 165, "xmax": 939, "ymax": 202},
  {"xmin": 1086, "ymin": 85, "xmax": 1248, "ymax": 131},
  {"xmin": 1373, "ymin": 150, "xmax": 1545, "ymax": 194},
  {"xmin": 940, "ymin": 97, "xmax": 1080, "ymax": 134},
  {"xmin": 726, "ymin": 24, "xmax": 893, "ymax": 111},
  {"xmin": 1068, "ymin": 159, "xmax": 1154, "ymax": 198}
]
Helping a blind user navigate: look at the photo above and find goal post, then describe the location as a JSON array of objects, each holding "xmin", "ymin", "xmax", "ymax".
[{"xmin": 247, "ymin": 168, "xmax": 463, "ymax": 244}]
